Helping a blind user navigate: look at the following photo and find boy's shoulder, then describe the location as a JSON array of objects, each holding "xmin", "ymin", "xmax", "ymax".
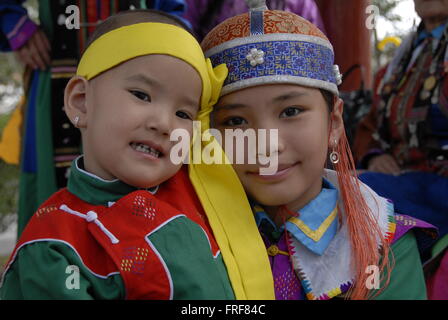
[{"xmin": 5, "ymin": 188, "xmax": 118, "ymax": 276}]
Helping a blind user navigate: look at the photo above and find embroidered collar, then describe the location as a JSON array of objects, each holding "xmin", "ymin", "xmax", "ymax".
[
  {"xmin": 286, "ymin": 169, "xmax": 396, "ymax": 300},
  {"xmin": 254, "ymin": 170, "xmax": 396, "ymax": 300},
  {"xmin": 253, "ymin": 178, "xmax": 339, "ymax": 256},
  {"xmin": 67, "ymin": 156, "xmax": 158, "ymax": 206}
]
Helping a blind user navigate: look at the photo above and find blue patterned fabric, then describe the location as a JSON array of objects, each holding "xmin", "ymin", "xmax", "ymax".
[{"xmin": 209, "ymin": 40, "xmax": 336, "ymax": 88}]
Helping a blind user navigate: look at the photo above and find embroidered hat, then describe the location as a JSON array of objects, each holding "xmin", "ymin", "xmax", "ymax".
[{"xmin": 202, "ymin": 0, "xmax": 342, "ymax": 96}]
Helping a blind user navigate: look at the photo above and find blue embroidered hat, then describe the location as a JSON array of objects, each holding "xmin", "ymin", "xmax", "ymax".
[{"xmin": 201, "ymin": 0, "xmax": 342, "ymax": 96}]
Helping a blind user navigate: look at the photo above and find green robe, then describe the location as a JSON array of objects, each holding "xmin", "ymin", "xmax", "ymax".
[{"xmin": 1, "ymin": 159, "xmax": 235, "ymax": 300}]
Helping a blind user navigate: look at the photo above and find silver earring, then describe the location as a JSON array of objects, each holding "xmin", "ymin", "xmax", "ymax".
[
  {"xmin": 74, "ymin": 116, "xmax": 80, "ymax": 127},
  {"xmin": 330, "ymin": 139, "xmax": 339, "ymax": 164}
]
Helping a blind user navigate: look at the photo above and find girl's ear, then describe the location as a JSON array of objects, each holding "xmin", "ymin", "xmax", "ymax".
[
  {"xmin": 329, "ymin": 97, "xmax": 344, "ymax": 146},
  {"xmin": 64, "ymin": 76, "xmax": 89, "ymax": 129}
]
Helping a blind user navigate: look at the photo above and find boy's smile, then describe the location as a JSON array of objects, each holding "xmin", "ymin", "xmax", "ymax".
[
  {"xmin": 76, "ymin": 54, "xmax": 202, "ymax": 188},
  {"xmin": 213, "ymin": 84, "xmax": 343, "ymax": 214}
]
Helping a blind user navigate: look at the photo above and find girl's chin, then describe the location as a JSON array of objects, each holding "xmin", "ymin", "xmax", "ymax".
[{"xmin": 251, "ymin": 192, "xmax": 302, "ymax": 208}]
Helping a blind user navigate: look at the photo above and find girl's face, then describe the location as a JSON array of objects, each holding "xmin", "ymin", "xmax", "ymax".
[{"xmin": 212, "ymin": 84, "xmax": 344, "ymax": 211}]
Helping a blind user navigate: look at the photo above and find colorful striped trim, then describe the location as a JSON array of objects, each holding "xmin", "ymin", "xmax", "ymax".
[
  {"xmin": 6, "ymin": 15, "xmax": 28, "ymax": 39},
  {"xmin": 384, "ymin": 200, "xmax": 397, "ymax": 243},
  {"xmin": 286, "ymin": 196, "xmax": 398, "ymax": 300},
  {"xmin": 288, "ymin": 207, "xmax": 337, "ymax": 242}
]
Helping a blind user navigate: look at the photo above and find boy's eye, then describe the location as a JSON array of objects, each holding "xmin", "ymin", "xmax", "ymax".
[
  {"xmin": 223, "ymin": 117, "xmax": 247, "ymax": 126},
  {"xmin": 176, "ymin": 110, "xmax": 193, "ymax": 120},
  {"xmin": 130, "ymin": 90, "xmax": 151, "ymax": 102},
  {"xmin": 280, "ymin": 107, "xmax": 302, "ymax": 118}
]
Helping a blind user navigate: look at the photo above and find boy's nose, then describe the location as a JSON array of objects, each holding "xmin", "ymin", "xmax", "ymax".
[{"xmin": 145, "ymin": 110, "xmax": 172, "ymax": 136}]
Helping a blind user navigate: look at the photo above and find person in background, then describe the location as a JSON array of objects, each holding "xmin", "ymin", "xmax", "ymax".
[
  {"xmin": 183, "ymin": 0, "xmax": 325, "ymax": 41},
  {"xmin": 353, "ymin": 0, "xmax": 448, "ymax": 299}
]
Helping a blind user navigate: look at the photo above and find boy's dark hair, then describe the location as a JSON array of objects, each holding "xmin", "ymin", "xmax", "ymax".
[{"xmin": 84, "ymin": 9, "xmax": 193, "ymax": 53}]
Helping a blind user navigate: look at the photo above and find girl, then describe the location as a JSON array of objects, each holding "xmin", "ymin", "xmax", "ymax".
[{"xmin": 202, "ymin": 1, "xmax": 436, "ymax": 299}]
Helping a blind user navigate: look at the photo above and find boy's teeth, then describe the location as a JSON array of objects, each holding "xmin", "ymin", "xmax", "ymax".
[{"xmin": 132, "ymin": 143, "xmax": 160, "ymax": 157}]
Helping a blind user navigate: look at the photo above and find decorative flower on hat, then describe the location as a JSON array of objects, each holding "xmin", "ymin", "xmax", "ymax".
[{"xmin": 246, "ymin": 48, "xmax": 265, "ymax": 66}]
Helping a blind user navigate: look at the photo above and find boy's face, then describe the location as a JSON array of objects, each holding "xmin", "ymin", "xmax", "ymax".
[
  {"xmin": 212, "ymin": 84, "xmax": 343, "ymax": 211},
  {"xmin": 82, "ymin": 55, "xmax": 202, "ymax": 188}
]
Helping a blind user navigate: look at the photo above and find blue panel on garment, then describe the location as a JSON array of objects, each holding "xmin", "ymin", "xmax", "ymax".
[
  {"xmin": 253, "ymin": 178, "xmax": 339, "ymax": 256},
  {"xmin": 359, "ymin": 171, "xmax": 448, "ymax": 239},
  {"xmin": 22, "ymin": 71, "xmax": 39, "ymax": 173},
  {"xmin": 285, "ymin": 179, "xmax": 339, "ymax": 256}
]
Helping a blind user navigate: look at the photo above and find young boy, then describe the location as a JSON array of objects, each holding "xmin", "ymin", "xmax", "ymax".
[{"xmin": 0, "ymin": 9, "xmax": 245, "ymax": 300}]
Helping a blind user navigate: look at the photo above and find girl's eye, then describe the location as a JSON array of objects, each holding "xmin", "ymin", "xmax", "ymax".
[
  {"xmin": 223, "ymin": 117, "xmax": 247, "ymax": 126},
  {"xmin": 130, "ymin": 90, "xmax": 151, "ymax": 102},
  {"xmin": 176, "ymin": 111, "xmax": 192, "ymax": 120},
  {"xmin": 280, "ymin": 107, "xmax": 302, "ymax": 118}
]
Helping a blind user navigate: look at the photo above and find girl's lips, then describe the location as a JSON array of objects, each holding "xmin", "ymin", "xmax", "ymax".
[{"xmin": 247, "ymin": 162, "xmax": 299, "ymax": 180}]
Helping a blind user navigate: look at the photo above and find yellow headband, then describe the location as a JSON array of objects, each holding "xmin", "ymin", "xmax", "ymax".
[
  {"xmin": 76, "ymin": 22, "xmax": 226, "ymax": 112},
  {"xmin": 76, "ymin": 22, "xmax": 274, "ymax": 299}
]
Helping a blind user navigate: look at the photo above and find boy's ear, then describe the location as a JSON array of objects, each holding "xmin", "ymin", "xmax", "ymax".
[
  {"xmin": 64, "ymin": 76, "xmax": 89, "ymax": 128},
  {"xmin": 330, "ymin": 97, "xmax": 344, "ymax": 145}
]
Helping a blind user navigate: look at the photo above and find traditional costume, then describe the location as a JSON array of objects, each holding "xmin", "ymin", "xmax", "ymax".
[
  {"xmin": 201, "ymin": 0, "xmax": 438, "ymax": 299},
  {"xmin": 353, "ymin": 19, "xmax": 448, "ymax": 299},
  {"xmin": 1, "ymin": 20, "xmax": 275, "ymax": 300},
  {"xmin": 1, "ymin": 158, "xmax": 234, "ymax": 299}
]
